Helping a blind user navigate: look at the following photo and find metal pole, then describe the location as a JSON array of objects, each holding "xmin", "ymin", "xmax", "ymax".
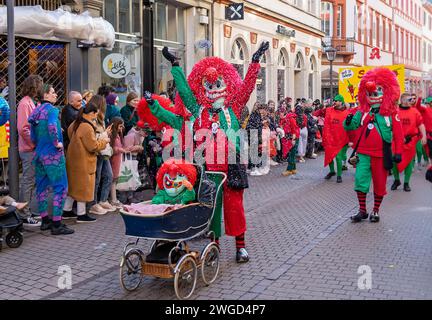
[
  {"xmin": 329, "ymin": 60, "xmax": 333, "ymax": 100},
  {"xmin": 142, "ymin": 2, "xmax": 154, "ymax": 93},
  {"xmin": 7, "ymin": 0, "xmax": 19, "ymax": 199}
]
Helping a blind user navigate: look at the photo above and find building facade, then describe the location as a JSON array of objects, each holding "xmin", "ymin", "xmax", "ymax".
[
  {"xmin": 213, "ymin": 0, "xmax": 324, "ymax": 108},
  {"xmin": 421, "ymin": 0, "xmax": 432, "ymax": 96},
  {"xmin": 321, "ymin": 0, "xmax": 430, "ymax": 99}
]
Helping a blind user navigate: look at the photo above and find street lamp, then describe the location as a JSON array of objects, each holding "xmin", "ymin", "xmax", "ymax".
[{"xmin": 326, "ymin": 47, "xmax": 337, "ymax": 99}]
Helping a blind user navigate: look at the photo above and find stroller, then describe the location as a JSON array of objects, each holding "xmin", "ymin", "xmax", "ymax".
[
  {"xmin": 0, "ymin": 206, "xmax": 24, "ymax": 251},
  {"xmin": 119, "ymin": 165, "xmax": 226, "ymax": 299}
]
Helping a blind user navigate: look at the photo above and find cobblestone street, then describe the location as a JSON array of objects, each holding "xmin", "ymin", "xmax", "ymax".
[{"xmin": 1, "ymin": 155, "xmax": 432, "ymax": 300}]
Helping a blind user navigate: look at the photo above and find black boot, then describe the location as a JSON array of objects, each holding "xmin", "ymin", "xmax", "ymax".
[
  {"xmin": 40, "ymin": 216, "xmax": 52, "ymax": 231},
  {"xmin": 336, "ymin": 176, "xmax": 342, "ymax": 183},
  {"xmin": 51, "ymin": 221, "xmax": 74, "ymax": 235},
  {"xmin": 403, "ymin": 183, "xmax": 411, "ymax": 192},
  {"xmin": 369, "ymin": 211, "xmax": 380, "ymax": 223},
  {"xmin": 236, "ymin": 248, "xmax": 249, "ymax": 263},
  {"xmin": 351, "ymin": 211, "xmax": 368, "ymax": 223},
  {"xmin": 325, "ymin": 172, "xmax": 336, "ymax": 180},
  {"xmin": 391, "ymin": 180, "xmax": 401, "ymax": 190}
]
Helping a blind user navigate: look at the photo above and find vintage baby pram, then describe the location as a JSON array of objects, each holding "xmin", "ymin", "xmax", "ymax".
[
  {"xmin": 0, "ymin": 206, "xmax": 24, "ymax": 251},
  {"xmin": 119, "ymin": 165, "xmax": 226, "ymax": 299}
]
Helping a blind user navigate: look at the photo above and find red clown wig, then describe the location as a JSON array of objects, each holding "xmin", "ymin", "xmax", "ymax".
[
  {"xmin": 136, "ymin": 95, "xmax": 191, "ymax": 131},
  {"xmin": 358, "ymin": 67, "xmax": 400, "ymax": 116},
  {"xmin": 176, "ymin": 57, "xmax": 243, "ymax": 111},
  {"xmin": 156, "ymin": 159, "xmax": 197, "ymax": 190}
]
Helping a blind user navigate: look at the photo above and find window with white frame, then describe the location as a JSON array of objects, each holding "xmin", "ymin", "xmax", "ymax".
[
  {"xmin": 277, "ymin": 50, "xmax": 288, "ymax": 102},
  {"xmin": 321, "ymin": 2, "xmax": 333, "ymax": 37},
  {"xmin": 231, "ymin": 39, "xmax": 246, "ymax": 79},
  {"xmin": 337, "ymin": 5, "xmax": 342, "ymax": 38},
  {"xmin": 294, "ymin": 52, "xmax": 304, "ymax": 71}
]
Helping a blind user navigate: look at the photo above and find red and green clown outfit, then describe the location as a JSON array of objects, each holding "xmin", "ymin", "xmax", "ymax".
[
  {"xmin": 344, "ymin": 67, "xmax": 403, "ymax": 223},
  {"xmin": 142, "ymin": 43, "xmax": 270, "ymax": 263},
  {"xmin": 391, "ymin": 99, "xmax": 425, "ymax": 191},
  {"xmin": 323, "ymin": 94, "xmax": 349, "ymax": 182}
]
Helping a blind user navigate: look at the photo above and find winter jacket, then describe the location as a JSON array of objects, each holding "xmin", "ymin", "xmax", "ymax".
[{"xmin": 61, "ymin": 104, "xmax": 80, "ymax": 150}]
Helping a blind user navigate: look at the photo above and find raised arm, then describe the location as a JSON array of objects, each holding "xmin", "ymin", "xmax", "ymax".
[
  {"xmin": 162, "ymin": 47, "xmax": 200, "ymax": 118},
  {"xmin": 231, "ymin": 42, "xmax": 270, "ymax": 118},
  {"xmin": 144, "ymin": 91, "xmax": 184, "ymax": 131}
]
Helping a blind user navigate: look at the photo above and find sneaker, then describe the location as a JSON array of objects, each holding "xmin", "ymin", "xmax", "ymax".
[
  {"xmin": 258, "ymin": 166, "xmax": 270, "ymax": 175},
  {"xmin": 250, "ymin": 168, "xmax": 262, "ymax": 176},
  {"xmin": 299, "ymin": 157, "xmax": 306, "ymax": 163},
  {"xmin": 110, "ymin": 200, "xmax": 123, "ymax": 209},
  {"xmin": 324, "ymin": 172, "xmax": 336, "ymax": 180},
  {"xmin": 270, "ymin": 160, "xmax": 279, "ymax": 166},
  {"xmin": 236, "ymin": 248, "xmax": 250, "ymax": 263},
  {"xmin": 62, "ymin": 210, "xmax": 77, "ymax": 220},
  {"xmin": 291, "ymin": 169, "xmax": 297, "ymax": 174},
  {"xmin": 312, "ymin": 153, "xmax": 318, "ymax": 158},
  {"xmin": 51, "ymin": 224, "xmax": 74, "ymax": 235},
  {"xmin": 391, "ymin": 180, "xmax": 401, "ymax": 191},
  {"xmin": 77, "ymin": 214, "xmax": 97, "ymax": 223},
  {"xmin": 369, "ymin": 211, "xmax": 380, "ymax": 223},
  {"xmin": 22, "ymin": 216, "xmax": 41, "ymax": 228},
  {"xmin": 99, "ymin": 201, "xmax": 116, "ymax": 212},
  {"xmin": 40, "ymin": 219, "xmax": 52, "ymax": 231},
  {"xmin": 282, "ymin": 170, "xmax": 293, "ymax": 177},
  {"xmin": 89, "ymin": 204, "xmax": 108, "ymax": 215}
]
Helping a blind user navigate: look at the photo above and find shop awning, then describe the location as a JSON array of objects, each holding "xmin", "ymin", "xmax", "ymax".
[{"xmin": 0, "ymin": 5, "xmax": 115, "ymax": 49}]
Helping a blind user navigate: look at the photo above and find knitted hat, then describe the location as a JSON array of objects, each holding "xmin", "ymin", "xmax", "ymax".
[
  {"xmin": 334, "ymin": 94, "xmax": 345, "ymax": 103},
  {"xmin": 425, "ymin": 96, "xmax": 432, "ymax": 104},
  {"xmin": 106, "ymin": 93, "xmax": 118, "ymax": 105}
]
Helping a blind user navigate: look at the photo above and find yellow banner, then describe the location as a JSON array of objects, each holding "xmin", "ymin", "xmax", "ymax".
[{"xmin": 338, "ymin": 65, "xmax": 405, "ymax": 103}]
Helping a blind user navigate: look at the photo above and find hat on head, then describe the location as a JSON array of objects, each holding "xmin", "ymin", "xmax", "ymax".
[
  {"xmin": 334, "ymin": 94, "xmax": 345, "ymax": 103},
  {"xmin": 425, "ymin": 97, "xmax": 432, "ymax": 104},
  {"xmin": 106, "ymin": 93, "xmax": 118, "ymax": 105}
]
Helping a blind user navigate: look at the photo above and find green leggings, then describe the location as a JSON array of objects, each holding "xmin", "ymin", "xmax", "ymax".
[
  {"xmin": 392, "ymin": 159, "xmax": 415, "ymax": 184},
  {"xmin": 287, "ymin": 140, "xmax": 299, "ymax": 171},
  {"xmin": 329, "ymin": 145, "xmax": 348, "ymax": 176},
  {"xmin": 416, "ymin": 141, "xmax": 428, "ymax": 163}
]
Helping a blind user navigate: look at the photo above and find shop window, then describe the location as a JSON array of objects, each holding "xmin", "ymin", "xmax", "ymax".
[
  {"xmin": 321, "ymin": 2, "xmax": 333, "ymax": 37},
  {"xmin": 119, "ymin": 0, "xmax": 131, "ymax": 33},
  {"xmin": 277, "ymin": 50, "xmax": 288, "ymax": 102},
  {"xmin": 155, "ymin": 2, "xmax": 168, "ymax": 40},
  {"xmin": 104, "ymin": 0, "xmax": 117, "ymax": 30}
]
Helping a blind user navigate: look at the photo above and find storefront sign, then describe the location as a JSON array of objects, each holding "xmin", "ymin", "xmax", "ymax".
[
  {"xmin": 225, "ymin": 3, "xmax": 244, "ymax": 21},
  {"xmin": 276, "ymin": 25, "xmax": 295, "ymax": 38},
  {"xmin": 369, "ymin": 47, "xmax": 381, "ymax": 60},
  {"xmin": 103, "ymin": 53, "xmax": 131, "ymax": 79},
  {"xmin": 338, "ymin": 64, "xmax": 405, "ymax": 103}
]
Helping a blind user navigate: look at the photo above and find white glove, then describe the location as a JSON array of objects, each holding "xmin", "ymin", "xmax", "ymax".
[
  {"xmin": 276, "ymin": 127, "xmax": 285, "ymax": 137},
  {"xmin": 0, "ymin": 86, "xmax": 9, "ymax": 98}
]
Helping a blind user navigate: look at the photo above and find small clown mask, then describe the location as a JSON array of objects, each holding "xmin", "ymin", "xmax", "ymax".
[
  {"xmin": 202, "ymin": 67, "xmax": 227, "ymax": 109},
  {"xmin": 365, "ymin": 81, "xmax": 384, "ymax": 108},
  {"xmin": 163, "ymin": 170, "xmax": 188, "ymax": 197}
]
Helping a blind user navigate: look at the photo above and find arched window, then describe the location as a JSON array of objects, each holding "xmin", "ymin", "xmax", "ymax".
[
  {"xmin": 321, "ymin": 2, "xmax": 333, "ymax": 37},
  {"xmin": 294, "ymin": 52, "xmax": 304, "ymax": 71},
  {"xmin": 277, "ymin": 50, "xmax": 288, "ymax": 102},
  {"xmin": 231, "ymin": 39, "xmax": 246, "ymax": 79},
  {"xmin": 308, "ymin": 56, "xmax": 316, "ymax": 99}
]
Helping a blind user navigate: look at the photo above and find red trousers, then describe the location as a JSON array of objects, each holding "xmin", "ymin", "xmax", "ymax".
[
  {"xmin": 223, "ymin": 184, "xmax": 246, "ymax": 237},
  {"xmin": 355, "ymin": 154, "xmax": 388, "ymax": 196}
]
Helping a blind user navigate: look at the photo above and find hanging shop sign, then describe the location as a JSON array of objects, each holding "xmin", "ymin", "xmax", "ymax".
[
  {"xmin": 103, "ymin": 53, "xmax": 131, "ymax": 79},
  {"xmin": 225, "ymin": 3, "xmax": 244, "ymax": 21}
]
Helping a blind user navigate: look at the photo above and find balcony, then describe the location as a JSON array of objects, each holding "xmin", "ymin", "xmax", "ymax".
[{"xmin": 323, "ymin": 36, "xmax": 355, "ymax": 54}]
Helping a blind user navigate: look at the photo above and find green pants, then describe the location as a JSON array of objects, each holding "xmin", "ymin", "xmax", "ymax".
[
  {"xmin": 286, "ymin": 140, "xmax": 299, "ymax": 171},
  {"xmin": 416, "ymin": 141, "xmax": 428, "ymax": 164},
  {"xmin": 208, "ymin": 174, "xmax": 224, "ymax": 239},
  {"xmin": 392, "ymin": 159, "xmax": 415, "ymax": 184},
  {"xmin": 329, "ymin": 145, "xmax": 348, "ymax": 176}
]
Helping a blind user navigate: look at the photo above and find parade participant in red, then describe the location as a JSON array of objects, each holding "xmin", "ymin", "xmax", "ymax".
[
  {"xmin": 142, "ymin": 42, "xmax": 270, "ymax": 263},
  {"xmin": 344, "ymin": 67, "xmax": 403, "ymax": 223},
  {"xmin": 390, "ymin": 93, "xmax": 427, "ymax": 192},
  {"xmin": 281, "ymin": 105, "xmax": 300, "ymax": 176},
  {"xmin": 322, "ymin": 94, "xmax": 349, "ymax": 183},
  {"xmin": 416, "ymin": 96, "xmax": 432, "ymax": 158}
]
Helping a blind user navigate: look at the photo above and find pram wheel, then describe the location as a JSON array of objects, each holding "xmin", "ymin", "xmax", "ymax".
[
  {"xmin": 174, "ymin": 254, "xmax": 197, "ymax": 300},
  {"xmin": 6, "ymin": 231, "xmax": 23, "ymax": 248},
  {"xmin": 201, "ymin": 243, "xmax": 220, "ymax": 285},
  {"xmin": 119, "ymin": 249, "xmax": 143, "ymax": 292}
]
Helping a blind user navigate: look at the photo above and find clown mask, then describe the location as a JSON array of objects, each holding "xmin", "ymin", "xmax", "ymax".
[
  {"xmin": 202, "ymin": 67, "xmax": 227, "ymax": 110},
  {"xmin": 365, "ymin": 81, "xmax": 384, "ymax": 109},
  {"xmin": 163, "ymin": 173, "xmax": 188, "ymax": 197}
]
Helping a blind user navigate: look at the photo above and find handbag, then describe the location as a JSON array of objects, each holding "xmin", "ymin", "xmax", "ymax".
[
  {"xmin": 116, "ymin": 153, "xmax": 142, "ymax": 191},
  {"xmin": 375, "ymin": 119, "xmax": 393, "ymax": 171},
  {"xmin": 227, "ymin": 153, "xmax": 249, "ymax": 190}
]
